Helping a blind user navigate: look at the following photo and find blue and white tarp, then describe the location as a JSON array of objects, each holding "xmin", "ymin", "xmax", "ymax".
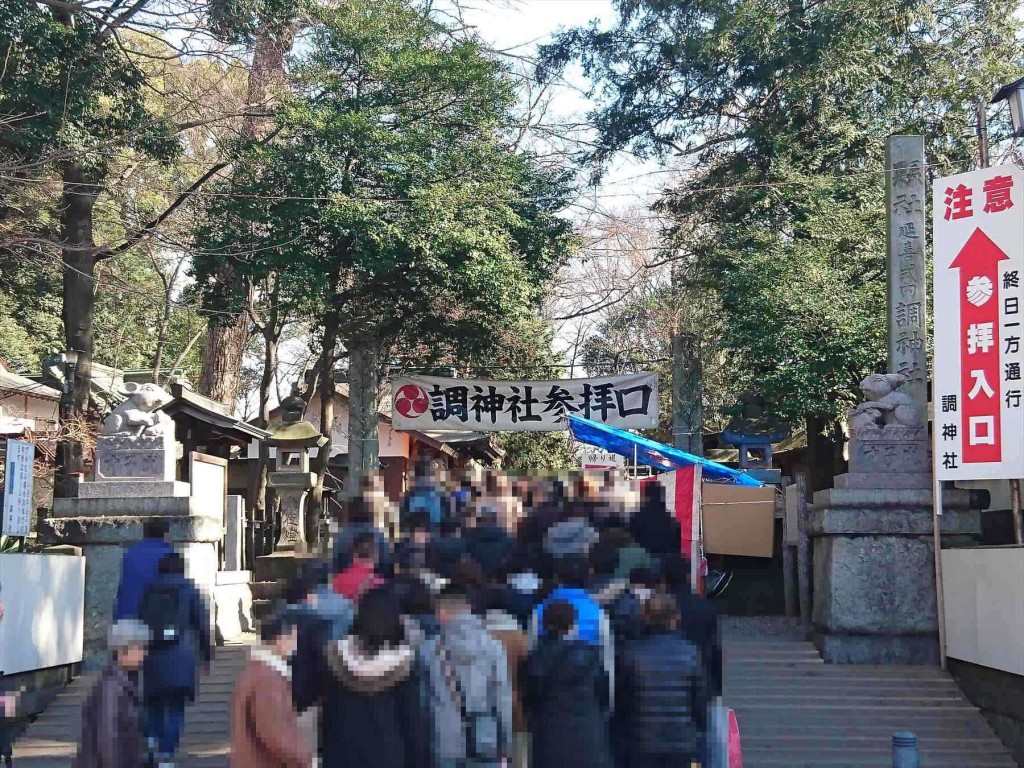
[{"xmin": 568, "ymin": 414, "xmax": 762, "ymax": 487}]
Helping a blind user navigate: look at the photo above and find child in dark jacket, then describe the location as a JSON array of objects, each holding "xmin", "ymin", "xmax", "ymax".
[{"xmin": 523, "ymin": 600, "xmax": 613, "ymax": 768}]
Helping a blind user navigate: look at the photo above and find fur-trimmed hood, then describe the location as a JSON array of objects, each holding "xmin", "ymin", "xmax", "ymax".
[{"xmin": 327, "ymin": 636, "xmax": 415, "ymax": 694}]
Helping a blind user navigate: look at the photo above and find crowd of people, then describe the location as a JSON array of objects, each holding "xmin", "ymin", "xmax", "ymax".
[{"xmin": 73, "ymin": 462, "xmax": 723, "ymax": 768}]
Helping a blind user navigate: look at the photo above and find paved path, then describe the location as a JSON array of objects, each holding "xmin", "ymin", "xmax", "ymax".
[
  {"xmin": 13, "ymin": 637, "xmax": 255, "ymax": 768},
  {"xmin": 725, "ymin": 635, "xmax": 1017, "ymax": 767}
]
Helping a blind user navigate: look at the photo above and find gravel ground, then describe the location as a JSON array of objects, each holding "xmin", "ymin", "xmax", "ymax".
[{"xmin": 721, "ymin": 615, "xmax": 808, "ymax": 641}]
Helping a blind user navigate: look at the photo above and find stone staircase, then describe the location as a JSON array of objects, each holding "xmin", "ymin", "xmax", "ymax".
[
  {"xmin": 725, "ymin": 637, "xmax": 1018, "ymax": 767},
  {"xmin": 12, "ymin": 637, "xmax": 256, "ymax": 768},
  {"xmin": 16, "ymin": 626, "xmax": 1017, "ymax": 768}
]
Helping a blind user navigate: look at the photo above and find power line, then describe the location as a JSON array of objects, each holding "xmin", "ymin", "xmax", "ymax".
[{"xmin": 0, "ymin": 158, "xmax": 963, "ymax": 206}]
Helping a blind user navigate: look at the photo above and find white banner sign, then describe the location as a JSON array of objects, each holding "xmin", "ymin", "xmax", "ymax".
[
  {"xmin": 391, "ymin": 373, "xmax": 659, "ymax": 432},
  {"xmin": 933, "ymin": 164, "xmax": 1024, "ymax": 480},
  {"xmin": 2, "ymin": 439, "xmax": 34, "ymax": 537},
  {"xmin": 579, "ymin": 445, "xmax": 626, "ymax": 469}
]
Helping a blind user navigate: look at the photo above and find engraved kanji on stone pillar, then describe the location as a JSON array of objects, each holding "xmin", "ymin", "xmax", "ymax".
[{"xmin": 886, "ymin": 135, "xmax": 928, "ymax": 420}]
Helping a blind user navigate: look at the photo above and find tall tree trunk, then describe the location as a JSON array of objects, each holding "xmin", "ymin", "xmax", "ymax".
[
  {"xmin": 805, "ymin": 414, "xmax": 847, "ymax": 496},
  {"xmin": 253, "ymin": 284, "xmax": 280, "ymax": 520},
  {"xmin": 309, "ymin": 306, "xmax": 340, "ymax": 542},
  {"xmin": 308, "ymin": 254, "xmax": 347, "ymax": 541},
  {"xmin": 347, "ymin": 336, "xmax": 381, "ymax": 494},
  {"xmin": 197, "ymin": 26, "xmax": 297, "ymax": 409},
  {"xmin": 55, "ymin": 162, "xmax": 100, "ymax": 497}
]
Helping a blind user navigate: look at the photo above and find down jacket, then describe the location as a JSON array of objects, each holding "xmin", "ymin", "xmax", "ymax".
[
  {"xmin": 617, "ymin": 631, "xmax": 708, "ymax": 763},
  {"xmin": 523, "ymin": 637, "xmax": 613, "ymax": 768}
]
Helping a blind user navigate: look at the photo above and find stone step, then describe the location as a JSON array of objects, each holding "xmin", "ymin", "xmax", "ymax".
[{"xmin": 723, "ymin": 621, "xmax": 1015, "ymax": 768}]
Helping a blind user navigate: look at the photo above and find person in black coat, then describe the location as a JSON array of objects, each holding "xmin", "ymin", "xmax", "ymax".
[
  {"xmin": 662, "ymin": 554, "xmax": 722, "ymax": 697},
  {"xmin": 464, "ymin": 506, "xmax": 513, "ymax": 578},
  {"xmin": 138, "ymin": 552, "xmax": 212, "ymax": 765},
  {"xmin": 283, "ymin": 568, "xmax": 333, "ymax": 714},
  {"xmin": 390, "ymin": 573, "xmax": 440, "ymax": 642},
  {"xmin": 617, "ymin": 594, "xmax": 708, "ymax": 768},
  {"xmin": 629, "ymin": 482, "xmax": 681, "ymax": 557},
  {"xmin": 518, "ymin": 480, "xmax": 565, "ymax": 549},
  {"xmin": 608, "ymin": 567, "xmax": 658, "ymax": 648},
  {"xmin": 322, "ymin": 587, "xmax": 430, "ymax": 768},
  {"xmin": 427, "ymin": 519, "xmax": 466, "ymax": 578},
  {"xmin": 523, "ymin": 600, "xmax": 613, "ymax": 768},
  {"xmin": 394, "ymin": 513, "xmax": 432, "ymax": 576}
]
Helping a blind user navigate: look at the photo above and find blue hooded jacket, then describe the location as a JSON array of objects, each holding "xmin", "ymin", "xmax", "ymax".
[{"xmin": 113, "ymin": 537, "xmax": 174, "ymax": 620}]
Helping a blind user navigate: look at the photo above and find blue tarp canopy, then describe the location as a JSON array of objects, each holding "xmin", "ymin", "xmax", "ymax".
[{"xmin": 568, "ymin": 414, "xmax": 763, "ymax": 487}]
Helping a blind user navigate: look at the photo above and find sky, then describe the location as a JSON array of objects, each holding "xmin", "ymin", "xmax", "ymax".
[{"xmin": 461, "ymin": 0, "xmax": 670, "ymax": 210}]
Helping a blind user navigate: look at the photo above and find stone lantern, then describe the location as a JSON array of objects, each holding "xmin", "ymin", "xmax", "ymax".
[{"xmin": 266, "ymin": 391, "xmax": 328, "ymax": 552}]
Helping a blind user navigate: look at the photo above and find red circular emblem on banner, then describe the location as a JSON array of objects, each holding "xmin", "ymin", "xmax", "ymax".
[{"xmin": 395, "ymin": 384, "xmax": 429, "ymax": 418}]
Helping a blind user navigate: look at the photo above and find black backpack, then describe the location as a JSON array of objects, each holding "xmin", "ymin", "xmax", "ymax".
[{"xmin": 140, "ymin": 582, "xmax": 188, "ymax": 649}]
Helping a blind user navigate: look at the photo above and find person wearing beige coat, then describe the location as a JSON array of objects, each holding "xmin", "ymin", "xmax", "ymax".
[{"xmin": 231, "ymin": 614, "xmax": 315, "ymax": 768}]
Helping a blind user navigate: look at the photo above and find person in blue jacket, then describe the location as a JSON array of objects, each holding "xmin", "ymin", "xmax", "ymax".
[
  {"xmin": 529, "ymin": 555, "xmax": 615, "ymax": 704},
  {"xmin": 138, "ymin": 552, "xmax": 212, "ymax": 768},
  {"xmin": 114, "ymin": 519, "xmax": 174, "ymax": 620}
]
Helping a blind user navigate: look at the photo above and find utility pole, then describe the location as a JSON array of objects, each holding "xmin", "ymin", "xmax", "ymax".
[
  {"xmin": 672, "ymin": 332, "xmax": 703, "ymax": 455},
  {"xmin": 670, "ymin": 260, "xmax": 703, "ymax": 456}
]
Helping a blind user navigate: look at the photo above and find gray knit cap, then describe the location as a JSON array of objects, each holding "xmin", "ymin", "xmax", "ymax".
[{"xmin": 108, "ymin": 619, "xmax": 151, "ymax": 650}]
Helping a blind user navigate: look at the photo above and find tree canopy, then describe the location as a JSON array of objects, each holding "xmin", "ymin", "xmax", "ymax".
[{"xmin": 543, "ymin": 0, "xmax": 1023, "ymax": 422}]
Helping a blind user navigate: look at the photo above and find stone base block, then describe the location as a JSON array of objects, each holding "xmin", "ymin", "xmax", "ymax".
[
  {"xmin": 76, "ymin": 480, "xmax": 189, "ymax": 498},
  {"xmin": 39, "ymin": 514, "xmax": 223, "ymax": 546},
  {"xmin": 811, "ymin": 486, "xmax": 979, "ymax": 513},
  {"xmin": 53, "ymin": 494, "xmax": 221, "ymax": 520},
  {"xmin": 833, "ymin": 472, "xmax": 931, "ymax": 490},
  {"xmin": 95, "ymin": 432, "xmax": 175, "ymax": 482},
  {"xmin": 255, "ymin": 551, "xmax": 319, "ymax": 583},
  {"xmin": 810, "ymin": 496, "xmax": 982, "ymax": 666},
  {"xmin": 813, "ymin": 532, "xmax": 939, "ymax": 635},
  {"xmin": 813, "ymin": 632, "xmax": 940, "ymax": 665},
  {"xmin": 65, "ymin": 529, "xmax": 221, "ymax": 665}
]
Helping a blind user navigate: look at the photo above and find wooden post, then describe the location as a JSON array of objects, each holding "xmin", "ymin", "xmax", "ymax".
[
  {"xmin": 778, "ymin": 489, "xmax": 797, "ymax": 616},
  {"xmin": 796, "ymin": 471, "xmax": 812, "ymax": 631},
  {"xmin": 932, "ymin": 474, "xmax": 947, "ymax": 670},
  {"xmin": 1011, "ymin": 479, "xmax": 1023, "ymax": 545},
  {"xmin": 782, "ymin": 546, "xmax": 797, "ymax": 617}
]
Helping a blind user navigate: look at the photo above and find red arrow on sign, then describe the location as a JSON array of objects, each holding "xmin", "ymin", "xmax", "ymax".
[{"xmin": 951, "ymin": 228, "xmax": 1007, "ymax": 464}]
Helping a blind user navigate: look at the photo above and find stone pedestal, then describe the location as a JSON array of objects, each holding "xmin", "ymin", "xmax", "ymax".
[
  {"xmin": 810, "ymin": 486, "xmax": 980, "ymax": 664},
  {"xmin": 38, "ymin": 510, "xmax": 222, "ymax": 665}
]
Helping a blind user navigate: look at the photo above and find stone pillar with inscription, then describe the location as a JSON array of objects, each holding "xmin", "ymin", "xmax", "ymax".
[{"xmin": 886, "ymin": 135, "xmax": 929, "ymax": 418}]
